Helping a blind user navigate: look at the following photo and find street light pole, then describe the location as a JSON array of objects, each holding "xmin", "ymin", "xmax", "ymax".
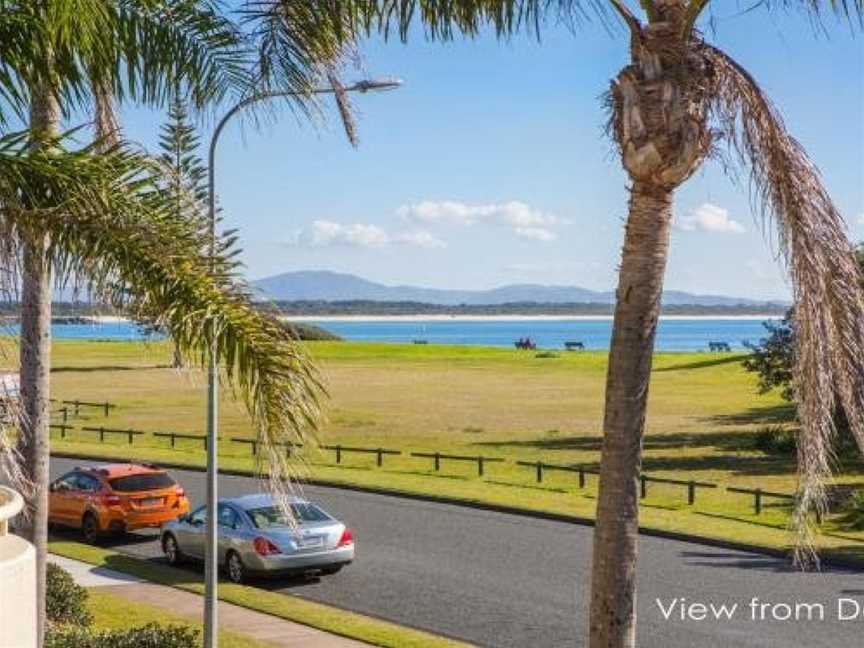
[{"xmin": 203, "ymin": 77, "xmax": 402, "ymax": 648}]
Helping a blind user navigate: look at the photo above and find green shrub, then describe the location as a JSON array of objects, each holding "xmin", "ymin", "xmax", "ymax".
[
  {"xmin": 754, "ymin": 426, "xmax": 797, "ymax": 455},
  {"xmin": 46, "ymin": 563, "xmax": 92, "ymax": 627},
  {"xmin": 281, "ymin": 322, "xmax": 341, "ymax": 341},
  {"xmin": 841, "ymin": 491, "xmax": 864, "ymax": 531},
  {"xmin": 45, "ymin": 623, "xmax": 199, "ymax": 648}
]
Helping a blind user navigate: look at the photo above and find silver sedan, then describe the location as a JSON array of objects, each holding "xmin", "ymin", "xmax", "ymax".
[{"xmin": 160, "ymin": 493, "xmax": 354, "ymax": 583}]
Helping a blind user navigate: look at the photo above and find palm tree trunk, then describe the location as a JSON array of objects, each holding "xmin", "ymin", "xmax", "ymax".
[
  {"xmin": 17, "ymin": 83, "xmax": 60, "ymax": 648},
  {"xmin": 589, "ymin": 181, "xmax": 673, "ymax": 648}
]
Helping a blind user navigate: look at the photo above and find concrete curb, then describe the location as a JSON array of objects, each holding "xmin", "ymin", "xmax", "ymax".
[{"xmin": 52, "ymin": 450, "xmax": 864, "ymax": 571}]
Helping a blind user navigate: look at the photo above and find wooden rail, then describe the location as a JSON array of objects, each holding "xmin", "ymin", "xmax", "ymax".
[
  {"xmin": 80, "ymin": 426, "xmax": 145, "ymax": 445},
  {"xmin": 411, "ymin": 452, "xmax": 505, "ymax": 477},
  {"xmin": 322, "ymin": 445, "xmax": 402, "ymax": 467},
  {"xmin": 515, "ymin": 461, "xmax": 598, "ymax": 488}
]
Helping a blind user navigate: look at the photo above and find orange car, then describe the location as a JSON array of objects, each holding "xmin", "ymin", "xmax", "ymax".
[{"xmin": 49, "ymin": 463, "xmax": 190, "ymax": 542}]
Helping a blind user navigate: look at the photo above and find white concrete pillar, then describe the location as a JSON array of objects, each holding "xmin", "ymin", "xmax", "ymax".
[{"xmin": 0, "ymin": 486, "xmax": 36, "ymax": 648}]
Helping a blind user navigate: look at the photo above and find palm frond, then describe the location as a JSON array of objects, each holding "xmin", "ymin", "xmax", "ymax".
[
  {"xmin": 753, "ymin": 0, "xmax": 864, "ymax": 26},
  {"xmin": 704, "ymin": 44, "xmax": 864, "ymax": 565},
  {"xmin": 0, "ymin": 132, "xmax": 325, "ymax": 511},
  {"xmin": 365, "ymin": 0, "xmax": 611, "ymax": 41}
]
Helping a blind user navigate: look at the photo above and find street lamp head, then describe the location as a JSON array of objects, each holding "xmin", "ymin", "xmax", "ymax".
[{"xmin": 349, "ymin": 77, "xmax": 403, "ymax": 93}]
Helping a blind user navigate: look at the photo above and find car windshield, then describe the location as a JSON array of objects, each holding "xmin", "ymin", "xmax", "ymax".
[
  {"xmin": 109, "ymin": 472, "xmax": 175, "ymax": 492},
  {"xmin": 247, "ymin": 504, "xmax": 331, "ymax": 528}
]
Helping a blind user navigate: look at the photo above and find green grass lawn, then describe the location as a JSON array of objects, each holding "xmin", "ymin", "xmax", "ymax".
[
  {"xmin": 86, "ymin": 588, "xmax": 276, "ymax": 648},
  {"xmin": 33, "ymin": 338, "xmax": 864, "ymax": 555}
]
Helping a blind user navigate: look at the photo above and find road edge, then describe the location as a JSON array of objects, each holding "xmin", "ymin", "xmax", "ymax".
[{"xmin": 52, "ymin": 450, "xmax": 864, "ymax": 571}]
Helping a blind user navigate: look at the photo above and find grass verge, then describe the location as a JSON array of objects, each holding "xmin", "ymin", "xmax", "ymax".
[
  {"xmin": 86, "ymin": 589, "xmax": 276, "ymax": 648},
  {"xmin": 49, "ymin": 539, "xmax": 471, "ymax": 648}
]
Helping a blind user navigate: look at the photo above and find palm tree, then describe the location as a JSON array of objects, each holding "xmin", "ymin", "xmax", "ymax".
[
  {"xmin": 0, "ymin": 2, "xmax": 359, "ymax": 644},
  {"xmin": 325, "ymin": 1, "xmax": 861, "ymax": 646}
]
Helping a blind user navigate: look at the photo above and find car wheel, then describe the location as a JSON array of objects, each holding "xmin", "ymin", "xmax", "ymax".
[
  {"xmin": 319, "ymin": 565, "xmax": 343, "ymax": 576},
  {"xmin": 81, "ymin": 513, "xmax": 99, "ymax": 544},
  {"xmin": 226, "ymin": 551, "xmax": 245, "ymax": 584},
  {"xmin": 163, "ymin": 534, "xmax": 183, "ymax": 566}
]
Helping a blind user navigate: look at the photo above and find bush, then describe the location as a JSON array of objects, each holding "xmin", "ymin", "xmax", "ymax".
[
  {"xmin": 281, "ymin": 321, "xmax": 341, "ymax": 341},
  {"xmin": 46, "ymin": 563, "xmax": 92, "ymax": 628},
  {"xmin": 840, "ymin": 491, "xmax": 864, "ymax": 531},
  {"xmin": 46, "ymin": 623, "xmax": 199, "ymax": 648},
  {"xmin": 754, "ymin": 426, "xmax": 797, "ymax": 455}
]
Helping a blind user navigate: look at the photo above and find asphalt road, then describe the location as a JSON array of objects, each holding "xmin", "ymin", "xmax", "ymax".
[{"xmin": 49, "ymin": 457, "xmax": 863, "ymax": 648}]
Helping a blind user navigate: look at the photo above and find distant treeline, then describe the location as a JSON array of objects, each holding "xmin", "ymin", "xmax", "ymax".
[{"xmin": 262, "ymin": 300, "xmax": 788, "ymax": 317}]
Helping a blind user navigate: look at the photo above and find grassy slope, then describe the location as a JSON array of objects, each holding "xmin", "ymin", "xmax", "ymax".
[{"xmin": 38, "ymin": 339, "xmax": 864, "ymax": 555}]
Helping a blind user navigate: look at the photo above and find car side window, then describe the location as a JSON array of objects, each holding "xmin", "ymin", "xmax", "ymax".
[
  {"xmin": 217, "ymin": 504, "xmax": 239, "ymax": 529},
  {"xmin": 76, "ymin": 474, "xmax": 101, "ymax": 493},
  {"xmin": 54, "ymin": 472, "xmax": 79, "ymax": 492},
  {"xmin": 189, "ymin": 506, "xmax": 206, "ymax": 525}
]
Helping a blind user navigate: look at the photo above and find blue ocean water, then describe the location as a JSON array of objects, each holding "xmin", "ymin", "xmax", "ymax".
[
  {"xmin": 7, "ymin": 317, "xmax": 779, "ymax": 352},
  {"xmin": 303, "ymin": 318, "xmax": 777, "ymax": 351}
]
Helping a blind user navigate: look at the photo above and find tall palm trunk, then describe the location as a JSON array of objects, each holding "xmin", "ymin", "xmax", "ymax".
[
  {"xmin": 18, "ymin": 82, "xmax": 60, "ymax": 648},
  {"xmin": 589, "ymin": 4, "xmax": 712, "ymax": 647},
  {"xmin": 589, "ymin": 184, "xmax": 672, "ymax": 647}
]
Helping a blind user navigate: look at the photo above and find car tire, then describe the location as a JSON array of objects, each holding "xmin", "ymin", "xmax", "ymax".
[
  {"xmin": 81, "ymin": 512, "xmax": 100, "ymax": 544},
  {"xmin": 162, "ymin": 533, "xmax": 184, "ymax": 566},
  {"xmin": 319, "ymin": 565, "xmax": 343, "ymax": 576},
  {"xmin": 225, "ymin": 551, "xmax": 245, "ymax": 584}
]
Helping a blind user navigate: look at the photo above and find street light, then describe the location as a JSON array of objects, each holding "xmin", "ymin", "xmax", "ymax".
[{"xmin": 203, "ymin": 77, "xmax": 402, "ymax": 648}]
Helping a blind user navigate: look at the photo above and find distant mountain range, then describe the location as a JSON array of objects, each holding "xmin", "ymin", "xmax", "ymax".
[{"xmin": 252, "ymin": 270, "xmax": 787, "ymax": 308}]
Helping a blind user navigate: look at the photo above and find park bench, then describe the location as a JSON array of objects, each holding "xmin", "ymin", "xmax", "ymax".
[{"xmin": 564, "ymin": 341, "xmax": 585, "ymax": 351}]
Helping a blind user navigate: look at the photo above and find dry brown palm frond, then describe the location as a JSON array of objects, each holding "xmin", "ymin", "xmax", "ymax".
[{"xmin": 703, "ymin": 43, "xmax": 864, "ymax": 566}]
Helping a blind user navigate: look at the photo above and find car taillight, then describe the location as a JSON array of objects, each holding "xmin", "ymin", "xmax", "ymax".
[
  {"xmin": 338, "ymin": 528, "xmax": 354, "ymax": 547},
  {"xmin": 253, "ymin": 537, "xmax": 281, "ymax": 556},
  {"xmin": 101, "ymin": 493, "xmax": 121, "ymax": 506}
]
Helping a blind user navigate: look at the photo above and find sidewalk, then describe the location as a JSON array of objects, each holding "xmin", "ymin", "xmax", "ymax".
[{"xmin": 49, "ymin": 554, "xmax": 370, "ymax": 648}]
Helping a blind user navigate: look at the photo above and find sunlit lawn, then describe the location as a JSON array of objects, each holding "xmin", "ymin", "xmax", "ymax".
[{"xmin": 27, "ymin": 338, "xmax": 864, "ymax": 554}]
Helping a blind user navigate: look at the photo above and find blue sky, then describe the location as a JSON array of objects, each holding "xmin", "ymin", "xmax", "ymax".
[{"xmin": 119, "ymin": 6, "xmax": 863, "ymax": 300}]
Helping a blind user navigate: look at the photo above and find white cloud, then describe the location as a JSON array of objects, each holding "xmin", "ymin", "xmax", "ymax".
[
  {"xmin": 514, "ymin": 226, "xmax": 557, "ymax": 241},
  {"xmin": 857, "ymin": 212, "xmax": 864, "ymax": 225},
  {"xmin": 397, "ymin": 200, "xmax": 563, "ymax": 241},
  {"xmin": 393, "ymin": 230, "xmax": 447, "ymax": 248},
  {"xmin": 676, "ymin": 203, "xmax": 745, "ymax": 234},
  {"xmin": 288, "ymin": 220, "xmax": 445, "ymax": 249}
]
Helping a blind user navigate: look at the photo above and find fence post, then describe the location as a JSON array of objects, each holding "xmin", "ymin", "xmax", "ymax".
[
  {"xmin": 171, "ymin": 433, "xmax": 176, "ymax": 449},
  {"xmin": 203, "ymin": 435, "xmax": 208, "ymax": 451},
  {"xmin": 74, "ymin": 400, "xmax": 80, "ymax": 416},
  {"xmin": 478, "ymin": 457, "xmax": 484, "ymax": 477},
  {"xmin": 99, "ymin": 427, "xmax": 105, "ymax": 443},
  {"xmin": 754, "ymin": 489, "xmax": 762, "ymax": 515},
  {"xmin": 127, "ymin": 430, "xmax": 133, "ymax": 445},
  {"xmin": 104, "ymin": 402, "xmax": 110, "ymax": 417},
  {"xmin": 536, "ymin": 462, "xmax": 543, "ymax": 483},
  {"xmin": 434, "ymin": 452, "xmax": 440, "ymax": 471},
  {"xmin": 335, "ymin": 445, "xmax": 342, "ymax": 464},
  {"xmin": 640, "ymin": 476, "xmax": 647, "ymax": 500},
  {"xmin": 377, "ymin": 449, "xmax": 383, "ymax": 467},
  {"xmin": 285, "ymin": 444, "xmax": 292, "ymax": 459},
  {"xmin": 578, "ymin": 467, "xmax": 585, "ymax": 489},
  {"xmin": 687, "ymin": 481, "xmax": 695, "ymax": 505},
  {"xmin": 61, "ymin": 407, "xmax": 68, "ymax": 423}
]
